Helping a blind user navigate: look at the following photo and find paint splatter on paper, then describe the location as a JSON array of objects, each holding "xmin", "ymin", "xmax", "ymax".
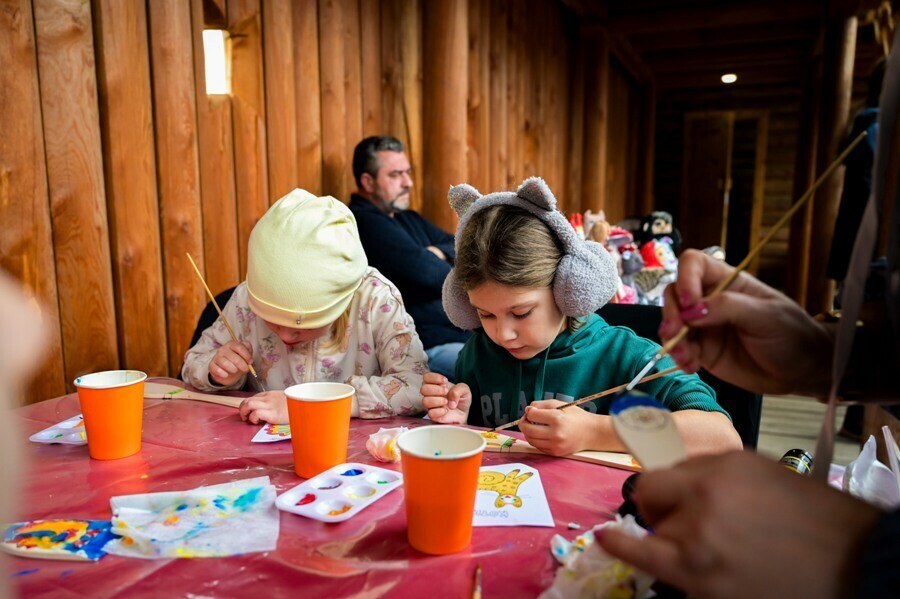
[
  {"xmin": 251, "ymin": 423, "xmax": 292, "ymax": 443},
  {"xmin": 104, "ymin": 476, "xmax": 279, "ymax": 559},
  {"xmin": 2, "ymin": 519, "xmax": 115, "ymax": 561}
]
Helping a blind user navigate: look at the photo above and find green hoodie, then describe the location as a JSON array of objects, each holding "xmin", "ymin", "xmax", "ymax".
[{"xmin": 457, "ymin": 313, "xmax": 726, "ymax": 429}]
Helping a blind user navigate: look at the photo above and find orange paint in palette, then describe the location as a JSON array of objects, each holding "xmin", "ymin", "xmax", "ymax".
[
  {"xmin": 2, "ymin": 519, "xmax": 116, "ymax": 561},
  {"xmin": 275, "ymin": 463, "xmax": 403, "ymax": 522}
]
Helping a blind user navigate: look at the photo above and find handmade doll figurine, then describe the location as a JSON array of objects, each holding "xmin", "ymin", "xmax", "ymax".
[
  {"xmin": 632, "ymin": 240, "xmax": 677, "ymax": 306},
  {"xmin": 638, "ymin": 211, "xmax": 681, "ymax": 252},
  {"xmin": 583, "ymin": 209, "xmax": 606, "ymax": 240},
  {"xmin": 568, "ymin": 212, "xmax": 585, "ymax": 239}
]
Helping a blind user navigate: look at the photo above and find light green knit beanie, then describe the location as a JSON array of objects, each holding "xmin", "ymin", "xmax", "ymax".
[{"xmin": 246, "ymin": 188, "xmax": 366, "ymax": 329}]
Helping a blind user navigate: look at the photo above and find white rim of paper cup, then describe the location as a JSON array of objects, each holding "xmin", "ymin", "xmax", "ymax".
[
  {"xmin": 285, "ymin": 382, "xmax": 355, "ymax": 403},
  {"xmin": 73, "ymin": 370, "xmax": 147, "ymax": 390},
  {"xmin": 397, "ymin": 425, "xmax": 486, "ymax": 461}
]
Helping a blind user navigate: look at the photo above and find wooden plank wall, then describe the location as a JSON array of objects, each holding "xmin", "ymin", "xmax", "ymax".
[{"xmin": 3, "ymin": 0, "xmax": 649, "ymax": 404}]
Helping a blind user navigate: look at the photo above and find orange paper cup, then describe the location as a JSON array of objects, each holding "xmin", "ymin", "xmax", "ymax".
[
  {"xmin": 397, "ymin": 426, "xmax": 486, "ymax": 555},
  {"xmin": 285, "ymin": 382, "xmax": 354, "ymax": 479},
  {"xmin": 73, "ymin": 370, "xmax": 147, "ymax": 460}
]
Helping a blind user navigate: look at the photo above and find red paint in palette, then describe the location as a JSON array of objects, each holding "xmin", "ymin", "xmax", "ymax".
[{"xmin": 296, "ymin": 493, "xmax": 316, "ymax": 506}]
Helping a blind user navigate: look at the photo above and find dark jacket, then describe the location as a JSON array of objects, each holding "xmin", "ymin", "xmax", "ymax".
[{"xmin": 349, "ymin": 194, "xmax": 470, "ymax": 349}]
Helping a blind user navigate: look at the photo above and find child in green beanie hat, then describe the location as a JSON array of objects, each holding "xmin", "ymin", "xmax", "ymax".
[{"xmin": 182, "ymin": 188, "xmax": 428, "ymax": 421}]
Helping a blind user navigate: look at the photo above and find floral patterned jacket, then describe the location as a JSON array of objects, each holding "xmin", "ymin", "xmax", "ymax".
[{"xmin": 182, "ymin": 268, "xmax": 427, "ymax": 418}]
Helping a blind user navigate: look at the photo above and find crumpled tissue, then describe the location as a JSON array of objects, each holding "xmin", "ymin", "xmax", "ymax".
[
  {"xmin": 843, "ymin": 435, "xmax": 900, "ymax": 510},
  {"xmin": 539, "ymin": 514, "xmax": 655, "ymax": 599},
  {"xmin": 366, "ymin": 426, "xmax": 408, "ymax": 463},
  {"xmin": 104, "ymin": 476, "xmax": 279, "ymax": 559}
]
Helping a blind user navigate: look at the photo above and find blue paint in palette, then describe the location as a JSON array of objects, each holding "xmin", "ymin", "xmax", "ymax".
[{"xmin": 340, "ymin": 469, "xmax": 364, "ymax": 476}]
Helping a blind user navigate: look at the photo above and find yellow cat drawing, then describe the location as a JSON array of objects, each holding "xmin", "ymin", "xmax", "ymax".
[{"xmin": 478, "ymin": 469, "xmax": 533, "ymax": 508}]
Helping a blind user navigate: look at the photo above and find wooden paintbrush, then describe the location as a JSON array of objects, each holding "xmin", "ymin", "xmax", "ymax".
[
  {"xmin": 186, "ymin": 253, "xmax": 266, "ymax": 394},
  {"xmin": 620, "ymin": 129, "xmax": 869, "ymax": 394},
  {"xmin": 493, "ymin": 365, "xmax": 679, "ymax": 432}
]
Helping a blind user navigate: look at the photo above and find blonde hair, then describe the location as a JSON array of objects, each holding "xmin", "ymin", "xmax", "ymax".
[
  {"xmin": 322, "ymin": 298, "xmax": 353, "ymax": 351},
  {"xmin": 456, "ymin": 204, "xmax": 582, "ymax": 332}
]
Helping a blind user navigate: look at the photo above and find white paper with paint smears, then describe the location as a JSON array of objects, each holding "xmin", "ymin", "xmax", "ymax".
[{"xmin": 610, "ymin": 393, "xmax": 686, "ymax": 470}]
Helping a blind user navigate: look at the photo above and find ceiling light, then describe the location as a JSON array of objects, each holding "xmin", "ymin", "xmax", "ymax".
[{"xmin": 721, "ymin": 73, "xmax": 737, "ymax": 84}]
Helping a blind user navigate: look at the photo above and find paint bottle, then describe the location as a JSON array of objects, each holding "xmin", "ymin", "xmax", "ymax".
[{"xmin": 779, "ymin": 448, "xmax": 814, "ymax": 475}]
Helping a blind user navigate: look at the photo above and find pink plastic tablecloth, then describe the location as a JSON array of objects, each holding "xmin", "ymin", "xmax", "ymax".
[{"xmin": 7, "ymin": 378, "xmax": 630, "ymax": 598}]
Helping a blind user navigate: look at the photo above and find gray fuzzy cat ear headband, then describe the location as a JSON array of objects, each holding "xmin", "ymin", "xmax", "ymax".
[{"xmin": 442, "ymin": 176, "xmax": 619, "ymax": 330}]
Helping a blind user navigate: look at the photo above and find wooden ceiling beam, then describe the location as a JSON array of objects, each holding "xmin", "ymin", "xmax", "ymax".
[
  {"xmin": 647, "ymin": 55, "xmax": 811, "ymax": 76},
  {"xmin": 605, "ymin": 2, "xmax": 822, "ymax": 35},
  {"xmin": 642, "ymin": 41, "xmax": 810, "ymax": 68},
  {"xmin": 655, "ymin": 64, "xmax": 802, "ymax": 89},
  {"xmin": 628, "ymin": 21, "xmax": 819, "ymax": 53}
]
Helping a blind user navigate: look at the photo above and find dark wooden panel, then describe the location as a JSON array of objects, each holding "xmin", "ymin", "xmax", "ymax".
[
  {"xmin": 380, "ymin": 0, "xmax": 422, "ymax": 211},
  {"xmin": 566, "ymin": 37, "xmax": 586, "ymax": 213},
  {"xmin": 263, "ymin": 0, "xmax": 298, "ymax": 201},
  {"xmin": 343, "ymin": 0, "xmax": 363, "ymax": 196},
  {"xmin": 293, "ymin": 0, "xmax": 323, "ymax": 195},
  {"xmin": 148, "ymin": 0, "xmax": 207, "ymax": 377},
  {"xmin": 466, "ymin": 0, "xmax": 489, "ymax": 194},
  {"xmin": 360, "ymin": 0, "xmax": 382, "ymax": 137},
  {"xmin": 607, "ymin": 2, "xmax": 821, "ymax": 35},
  {"xmin": 0, "ymin": 0, "xmax": 66, "ymax": 402},
  {"xmin": 581, "ymin": 32, "xmax": 609, "ymax": 214},
  {"xmin": 190, "ymin": 0, "xmax": 239, "ymax": 296},
  {"xmin": 94, "ymin": 0, "xmax": 169, "ymax": 376},
  {"xmin": 318, "ymin": 0, "xmax": 348, "ymax": 201},
  {"xmin": 680, "ymin": 112, "xmax": 734, "ymax": 250},
  {"xmin": 229, "ymin": 1, "xmax": 269, "ymax": 277},
  {"xmin": 34, "ymin": 0, "xmax": 119, "ymax": 386},
  {"xmin": 487, "ymin": 0, "xmax": 508, "ymax": 192},
  {"xmin": 422, "ymin": 0, "xmax": 467, "ymax": 230}
]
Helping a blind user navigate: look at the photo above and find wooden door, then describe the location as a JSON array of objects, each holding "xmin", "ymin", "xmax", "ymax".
[{"xmin": 681, "ymin": 112, "xmax": 734, "ymax": 251}]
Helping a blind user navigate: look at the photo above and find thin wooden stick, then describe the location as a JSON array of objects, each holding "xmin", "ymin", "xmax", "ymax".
[
  {"xmin": 493, "ymin": 365, "xmax": 680, "ymax": 432},
  {"xmin": 653, "ymin": 130, "xmax": 869, "ymax": 361},
  {"xmin": 186, "ymin": 253, "xmax": 265, "ymax": 391}
]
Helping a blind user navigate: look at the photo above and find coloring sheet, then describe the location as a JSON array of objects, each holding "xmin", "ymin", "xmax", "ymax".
[
  {"xmin": 104, "ymin": 476, "xmax": 279, "ymax": 559},
  {"xmin": 473, "ymin": 463, "xmax": 554, "ymax": 527},
  {"xmin": 252, "ymin": 423, "xmax": 292, "ymax": 443}
]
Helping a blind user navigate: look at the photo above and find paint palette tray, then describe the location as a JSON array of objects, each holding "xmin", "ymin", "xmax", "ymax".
[
  {"xmin": 275, "ymin": 462, "xmax": 403, "ymax": 522},
  {"xmin": 29, "ymin": 414, "xmax": 87, "ymax": 445}
]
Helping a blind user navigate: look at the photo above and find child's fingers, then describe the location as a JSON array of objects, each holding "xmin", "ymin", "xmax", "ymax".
[
  {"xmin": 422, "ymin": 372, "xmax": 448, "ymax": 385},
  {"xmin": 521, "ymin": 404, "xmax": 561, "ymax": 426},
  {"xmin": 446, "ymin": 384, "xmax": 469, "ymax": 408},
  {"xmin": 227, "ymin": 341, "xmax": 253, "ymax": 363},
  {"xmin": 239, "ymin": 396, "xmax": 272, "ymax": 422},
  {"xmin": 422, "ymin": 395, "xmax": 447, "ymax": 410},
  {"xmin": 238, "ymin": 398, "xmax": 255, "ymax": 421},
  {"xmin": 519, "ymin": 419, "xmax": 552, "ymax": 440},
  {"xmin": 427, "ymin": 407, "xmax": 449, "ymax": 420},
  {"xmin": 420, "ymin": 383, "xmax": 449, "ymax": 397},
  {"xmin": 528, "ymin": 399, "xmax": 566, "ymax": 410}
]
